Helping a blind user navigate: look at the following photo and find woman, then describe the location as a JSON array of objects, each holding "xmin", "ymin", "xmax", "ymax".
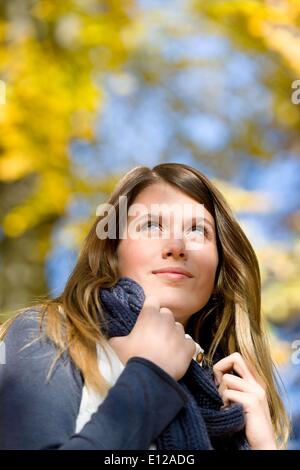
[{"xmin": 0, "ymin": 163, "xmax": 290, "ymax": 450}]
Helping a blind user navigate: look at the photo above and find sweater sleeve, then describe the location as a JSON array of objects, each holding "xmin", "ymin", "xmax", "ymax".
[{"xmin": 0, "ymin": 310, "xmax": 188, "ymax": 450}]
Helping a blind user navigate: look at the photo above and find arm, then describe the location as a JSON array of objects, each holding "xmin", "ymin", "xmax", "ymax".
[
  {"xmin": 60, "ymin": 356, "xmax": 188, "ymax": 450},
  {"xmin": 0, "ymin": 310, "xmax": 188, "ymax": 450}
]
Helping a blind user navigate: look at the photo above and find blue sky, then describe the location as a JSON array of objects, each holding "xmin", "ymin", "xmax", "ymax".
[{"xmin": 46, "ymin": 0, "xmax": 300, "ymax": 295}]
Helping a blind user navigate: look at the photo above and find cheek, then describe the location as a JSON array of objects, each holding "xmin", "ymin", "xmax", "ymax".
[
  {"xmin": 196, "ymin": 246, "xmax": 219, "ymax": 284},
  {"xmin": 117, "ymin": 239, "xmax": 152, "ymax": 275}
]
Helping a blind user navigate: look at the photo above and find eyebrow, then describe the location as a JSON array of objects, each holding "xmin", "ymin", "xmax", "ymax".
[{"xmin": 129, "ymin": 213, "xmax": 215, "ymax": 231}]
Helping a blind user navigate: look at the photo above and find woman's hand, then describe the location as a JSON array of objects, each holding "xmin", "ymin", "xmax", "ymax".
[
  {"xmin": 108, "ymin": 295, "xmax": 197, "ymax": 381},
  {"xmin": 213, "ymin": 352, "xmax": 277, "ymax": 450}
]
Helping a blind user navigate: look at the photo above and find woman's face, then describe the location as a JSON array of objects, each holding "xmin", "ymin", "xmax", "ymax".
[{"xmin": 117, "ymin": 183, "xmax": 219, "ymax": 327}]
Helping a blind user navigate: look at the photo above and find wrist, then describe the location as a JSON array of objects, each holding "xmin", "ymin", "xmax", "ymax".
[{"xmin": 252, "ymin": 440, "xmax": 277, "ymax": 450}]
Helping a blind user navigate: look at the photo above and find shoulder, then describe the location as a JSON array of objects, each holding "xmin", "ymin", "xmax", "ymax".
[
  {"xmin": 4, "ymin": 306, "xmax": 45, "ymax": 347},
  {"xmin": 2, "ymin": 306, "xmax": 47, "ymax": 365},
  {"xmin": 0, "ymin": 306, "xmax": 84, "ymax": 449},
  {"xmin": 1, "ymin": 305, "xmax": 83, "ymax": 397}
]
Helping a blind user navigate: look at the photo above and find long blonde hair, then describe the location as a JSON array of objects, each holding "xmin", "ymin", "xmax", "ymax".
[{"xmin": 0, "ymin": 163, "xmax": 290, "ymax": 448}]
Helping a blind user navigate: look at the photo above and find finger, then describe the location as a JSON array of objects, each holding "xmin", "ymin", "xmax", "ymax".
[
  {"xmin": 221, "ymin": 389, "xmax": 256, "ymax": 412},
  {"xmin": 160, "ymin": 307, "xmax": 173, "ymax": 314},
  {"xmin": 218, "ymin": 374, "xmax": 267, "ymax": 411},
  {"xmin": 213, "ymin": 352, "xmax": 255, "ymax": 386},
  {"xmin": 141, "ymin": 295, "xmax": 160, "ymax": 313},
  {"xmin": 159, "ymin": 307, "xmax": 175, "ymax": 321},
  {"xmin": 175, "ymin": 321, "xmax": 185, "ymax": 331},
  {"xmin": 216, "ymin": 378, "xmax": 231, "ymax": 407},
  {"xmin": 242, "ymin": 358, "xmax": 267, "ymax": 391},
  {"xmin": 218, "ymin": 373, "xmax": 250, "ymax": 396},
  {"xmin": 214, "ymin": 354, "xmax": 267, "ymax": 393},
  {"xmin": 220, "ymin": 387, "xmax": 231, "ymax": 408}
]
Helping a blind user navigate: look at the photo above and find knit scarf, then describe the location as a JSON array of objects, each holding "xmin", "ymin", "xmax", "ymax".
[{"xmin": 99, "ymin": 276, "xmax": 250, "ymax": 450}]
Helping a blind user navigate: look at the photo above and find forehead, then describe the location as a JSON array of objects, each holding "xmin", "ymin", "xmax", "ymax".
[{"xmin": 129, "ymin": 183, "xmax": 215, "ymax": 225}]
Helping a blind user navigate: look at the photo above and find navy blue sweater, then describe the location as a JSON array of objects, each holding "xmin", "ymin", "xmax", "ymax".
[{"xmin": 0, "ymin": 310, "xmax": 189, "ymax": 450}]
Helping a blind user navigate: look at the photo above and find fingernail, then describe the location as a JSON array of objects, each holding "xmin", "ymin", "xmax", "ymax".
[{"xmin": 220, "ymin": 404, "xmax": 230, "ymax": 411}]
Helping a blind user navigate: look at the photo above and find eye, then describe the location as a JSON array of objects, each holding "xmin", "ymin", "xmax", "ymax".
[
  {"xmin": 192, "ymin": 224, "xmax": 204, "ymax": 232},
  {"xmin": 188, "ymin": 224, "xmax": 208, "ymax": 236},
  {"xmin": 141, "ymin": 219, "xmax": 161, "ymax": 231}
]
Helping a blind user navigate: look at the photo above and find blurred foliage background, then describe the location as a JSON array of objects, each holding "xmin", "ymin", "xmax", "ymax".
[{"xmin": 1, "ymin": 0, "xmax": 300, "ymax": 448}]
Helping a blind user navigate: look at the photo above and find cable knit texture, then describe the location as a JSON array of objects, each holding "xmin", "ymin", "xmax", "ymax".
[{"xmin": 99, "ymin": 276, "xmax": 250, "ymax": 450}]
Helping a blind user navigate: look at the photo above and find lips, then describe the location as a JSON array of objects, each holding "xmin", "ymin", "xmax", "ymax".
[
  {"xmin": 153, "ymin": 272, "xmax": 190, "ymax": 280},
  {"xmin": 152, "ymin": 267, "xmax": 193, "ymax": 278}
]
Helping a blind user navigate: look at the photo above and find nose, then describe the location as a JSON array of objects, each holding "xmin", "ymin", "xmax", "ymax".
[{"xmin": 162, "ymin": 238, "xmax": 187, "ymax": 260}]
